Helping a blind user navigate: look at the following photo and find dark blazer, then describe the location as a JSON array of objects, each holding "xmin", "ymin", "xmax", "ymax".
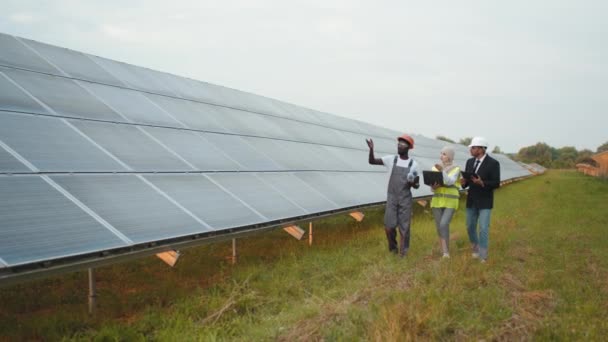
[{"xmin": 462, "ymin": 154, "xmax": 501, "ymax": 209}]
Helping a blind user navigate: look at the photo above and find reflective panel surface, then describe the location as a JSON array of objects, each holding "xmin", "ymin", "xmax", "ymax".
[
  {"xmin": 256, "ymin": 172, "xmax": 339, "ymax": 213},
  {"xmin": 82, "ymin": 82, "xmax": 180, "ymax": 126},
  {"xmin": 52, "ymin": 175, "xmax": 207, "ymax": 243},
  {"xmin": 145, "ymin": 174, "xmax": 265, "ymax": 229},
  {"xmin": 70, "ymin": 120, "xmax": 193, "ymax": 171},
  {"xmin": 0, "ymin": 144, "xmax": 30, "ymax": 173},
  {"xmin": 3, "ymin": 68, "xmax": 124, "ymax": 121},
  {"xmin": 0, "ymin": 176, "xmax": 128, "ymax": 266},
  {"xmin": 0, "ymin": 112, "xmax": 127, "ymax": 172},
  {"xmin": 0, "ymin": 34, "xmax": 59, "ymax": 74},
  {"xmin": 203, "ymin": 133, "xmax": 282, "ymax": 171},
  {"xmin": 23, "ymin": 38, "xmax": 123, "ymax": 86},
  {"xmin": 210, "ymin": 173, "xmax": 308, "ymax": 221},
  {"xmin": 144, "ymin": 127, "xmax": 240, "ymax": 171},
  {"xmin": 0, "ymin": 70, "xmax": 50, "ymax": 114}
]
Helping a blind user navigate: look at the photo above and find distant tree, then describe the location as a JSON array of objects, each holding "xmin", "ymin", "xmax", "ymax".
[
  {"xmin": 492, "ymin": 146, "xmax": 502, "ymax": 154},
  {"xmin": 576, "ymin": 149, "xmax": 594, "ymax": 162},
  {"xmin": 436, "ymin": 135, "xmax": 455, "ymax": 143},
  {"xmin": 597, "ymin": 141, "xmax": 608, "ymax": 153},
  {"xmin": 517, "ymin": 142, "xmax": 553, "ymax": 167},
  {"xmin": 459, "ymin": 137, "xmax": 472, "ymax": 146},
  {"xmin": 576, "ymin": 149, "xmax": 597, "ymax": 166},
  {"xmin": 553, "ymin": 146, "xmax": 578, "ymax": 169}
]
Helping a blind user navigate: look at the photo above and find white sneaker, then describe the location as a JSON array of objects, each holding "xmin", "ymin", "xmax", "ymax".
[
  {"xmin": 442, "ymin": 253, "xmax": 450, "ymax": 259},
  {"xmin": 471, "ymin": 252, "xmax": 479, "ymax": 259},
  {"xmin": 480, "ymin": 259, "xmax": 487, "ymax": 264}
]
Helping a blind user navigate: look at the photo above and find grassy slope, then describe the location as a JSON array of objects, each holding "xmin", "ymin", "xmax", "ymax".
[{"xmin": 0, "ymin": 170, "xmax": 606, "ymax": 341}]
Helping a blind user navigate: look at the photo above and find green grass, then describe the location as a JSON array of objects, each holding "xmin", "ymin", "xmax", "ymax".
[{"xmin": 1, "ymin": 170, "xmax": 607, "ymax": 340}]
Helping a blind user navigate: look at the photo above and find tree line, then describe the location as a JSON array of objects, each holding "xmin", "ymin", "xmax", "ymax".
[{"xmin": 436, "ymin": 136, "xmax": 608, "ymax": 169}]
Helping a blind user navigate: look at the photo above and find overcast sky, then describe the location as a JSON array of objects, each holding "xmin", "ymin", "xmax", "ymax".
[{"xmin": 2, "ymin": 0, "xmax": 607, "ymax": 152}]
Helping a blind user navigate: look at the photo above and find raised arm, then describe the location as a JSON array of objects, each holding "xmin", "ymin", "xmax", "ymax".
[{"xmin": 366, "ymin": 138, "xmax": 384, "ymax": 165}]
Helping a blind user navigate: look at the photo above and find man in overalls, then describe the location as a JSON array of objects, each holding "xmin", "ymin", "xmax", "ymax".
[{"xmin": 366, "ymin": 134, "xmax": 420, "ymax": 257}]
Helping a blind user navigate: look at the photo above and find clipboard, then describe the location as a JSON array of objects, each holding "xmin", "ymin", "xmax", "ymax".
[
  {"xmin": 422, "ymin": 171, "xmax": 444, "ymax": 186},
  {"xmin": 460, "ymin": 171, "xmax": 477, "ymax": 180}
]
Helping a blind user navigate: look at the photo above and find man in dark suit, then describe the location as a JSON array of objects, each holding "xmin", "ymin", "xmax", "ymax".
[{"xmin": 460, "ymin": 137, "xmax": 501, "ymax": 263}]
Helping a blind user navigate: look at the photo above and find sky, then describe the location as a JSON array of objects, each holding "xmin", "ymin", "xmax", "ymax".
[{"xmin": 1, "ymin": 0, "xmax": 607, "ymax": 153}]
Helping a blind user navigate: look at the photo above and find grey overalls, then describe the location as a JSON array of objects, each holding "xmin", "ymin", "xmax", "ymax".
[{"xmin": 384, "ymin": 156, "xmax": 414, "ymax": 255}]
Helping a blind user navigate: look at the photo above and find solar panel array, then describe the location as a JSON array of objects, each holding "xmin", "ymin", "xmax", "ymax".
[
  {"xmin": 0, "ymin": 33, "xmax": 532, "ymax": 275},
  {"xmin": 518, "ymin": 162, "xmax": 547, "ymax": 174}
]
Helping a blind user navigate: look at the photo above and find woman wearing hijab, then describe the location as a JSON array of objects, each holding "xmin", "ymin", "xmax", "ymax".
[{"xmin": 430, "ymin": 146, "xmax": 461, "ymax": 258}]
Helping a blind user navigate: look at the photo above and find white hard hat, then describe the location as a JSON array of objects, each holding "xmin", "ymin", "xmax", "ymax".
[{"xmin": 468, "ymin": 136, "xmax": 488, "ymax": 148}]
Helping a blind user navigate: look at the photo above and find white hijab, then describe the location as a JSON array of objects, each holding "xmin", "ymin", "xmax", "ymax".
[{"xmin": 441, "ymin": 146, "xmax": 458, "ymax": 174}]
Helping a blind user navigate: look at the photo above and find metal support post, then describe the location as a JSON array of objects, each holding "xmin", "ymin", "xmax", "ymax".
[
  {"xmin": 309, "ymin": 222, "xmax": 313, "ymax": 246},
  {"xmin": 231, "ymin": 238, "xmax": 237, "ymax": 265},
  {"xmin": 88, "ymin": 268, "xmax": 96, "ymax": 315}
]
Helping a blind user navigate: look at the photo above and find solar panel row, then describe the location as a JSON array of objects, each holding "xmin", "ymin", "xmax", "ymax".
[{"xmin": 0, "ymin": 32, "xmax": 532, "ymax": 274}]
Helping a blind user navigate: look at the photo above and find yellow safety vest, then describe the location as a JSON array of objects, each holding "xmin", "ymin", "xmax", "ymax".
[{"xmin": 430, "ymin": 166, "xmax": 461, "ymax": 209}]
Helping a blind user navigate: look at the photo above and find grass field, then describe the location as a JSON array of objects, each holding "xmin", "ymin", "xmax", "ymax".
[{"xmin": 1, "ymin": 170, "xmax": 607, "ymax": 341}]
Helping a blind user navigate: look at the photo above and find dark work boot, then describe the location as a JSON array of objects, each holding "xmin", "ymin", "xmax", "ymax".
[
  {"xmin": 385, "ymin": 227, "xmax": 397, "ymax": 253},
  {"xmin": 399, "ymin": 234, "xmax": 409, "ymax": 258}
]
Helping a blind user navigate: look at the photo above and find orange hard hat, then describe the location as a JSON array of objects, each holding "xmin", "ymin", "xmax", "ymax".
[{"xmin": 397, "ymin": 134, "xmax": 414, "ymax": 149}]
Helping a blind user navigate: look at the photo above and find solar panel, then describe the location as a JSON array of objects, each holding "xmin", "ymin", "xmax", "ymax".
[
  {"xmin": 294, "ymin": 172, "xmax": 368, "ymax": 208},
  {"xmin": 144, "ymin": 174, "xmax": 265, "ymax": 229},
  {"xmin": 241, "ymin": 137, "xmax": 308, "ymax": 170},
  {"xmin": 144, "ymin": 94, "xmax": 230, "ymax": 133},
  {"xmin": 255, "ymin": 172, "xmax": 340, "ymax": 213},
  {"xmin": 0, "ymin": 35, "xmax": 59, "ymax": 74},
  {"xmin": 80, "ymin": 82, "xmax": 181, "ymax": 127},
  {"xmin": 21, "ymin": 38, "xmax": 124, "ymax": 86},
  {"xmin": 0, "ymin": 70, "xmax": 50, "ymax": 114},
  {"xmin": 68, "ymin": 120, "xmax": 193, "ymax": 172},
  {"xmin": 0, "ymin": 176, "xmax": 128, "ymax": 266},
  {"xmin": 0, "ymin": 32, "xmax": 533, "ymax": 282},
  {"xmin": 0, "ymin": 146, "xmax": 29, "ymax": 173},
  {"xmin": 212, "ymin": 106, "xmax": 291, "ymax": 139},
  {"xmin": 89, "ymin": 56, "xmax": 178, "ymax": 97},
  {"xmin": 51, "ymin": 174, "xmax": 208, "ymax": 243},
  {"xmin": 209, "ymin": 173, "xmax": 308, "ymax": 221},
  {"xmin": 202, "ymin": 133, "xmax": 283, "ymax": 171},
  {"xmin": 321, "ymin": 146, "xmax": 379, "ymax": 172},
  {"xmin": 0, "ymin": 112, "xmax": 127, "ymax": 172},
  {"xmin": 2, "ymin": 68, "xmax": 124, "ymax": 121},
  {"xmin": 143, "ymin": 128, "xmax": 240, "ymax": 171}
]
